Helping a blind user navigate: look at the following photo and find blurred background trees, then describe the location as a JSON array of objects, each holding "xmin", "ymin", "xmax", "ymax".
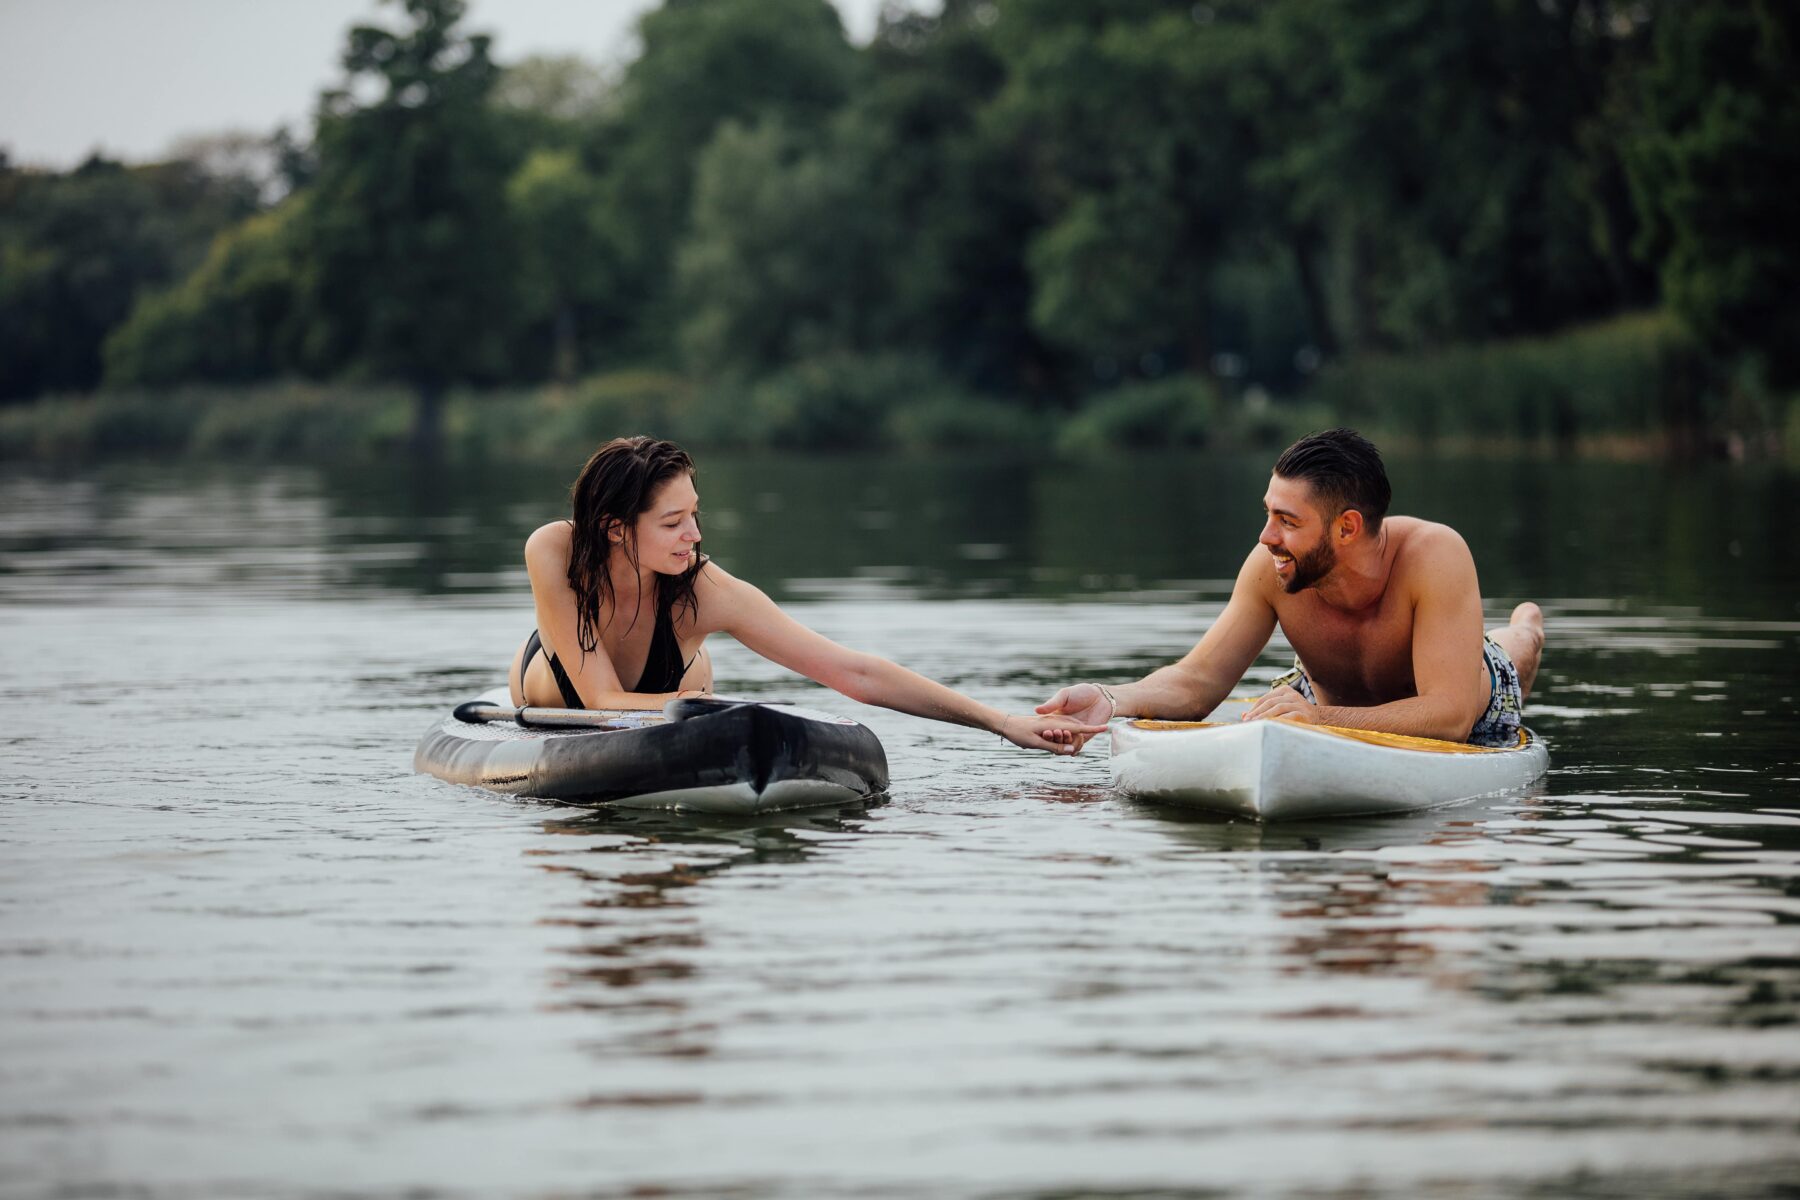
[
  {"xmin": 2, "ymin": 0, "xmax": 1795, "ymax": 455},
  {"xmin": 0, "ymin": 153, "xmax": 259, "ymax": 399},
  {"xmin": 1624, "ymin": 0, "xmax": 1799, "ymax": 389}
]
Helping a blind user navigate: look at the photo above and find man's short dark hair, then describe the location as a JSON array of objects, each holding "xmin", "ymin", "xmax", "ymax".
[{"xmin": 1273, "ymin": 428, "xmax": 1391, "ymax": 532}]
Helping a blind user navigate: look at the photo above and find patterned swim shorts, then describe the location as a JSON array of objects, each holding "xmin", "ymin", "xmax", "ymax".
[{"xmin": 1269, "ymin": 636, "xmax": 1524, "ymax": 748}]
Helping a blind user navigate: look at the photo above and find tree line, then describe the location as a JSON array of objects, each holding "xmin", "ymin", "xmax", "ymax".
[{"xmin": 2, "ymin": 0, "xmax": 1793, "ymax": 449}]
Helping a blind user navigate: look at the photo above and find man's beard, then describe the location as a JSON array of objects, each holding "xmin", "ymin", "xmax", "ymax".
[{"xmin": 1281, "ymin": 538, "xmax": 1337, "ymax": 593}]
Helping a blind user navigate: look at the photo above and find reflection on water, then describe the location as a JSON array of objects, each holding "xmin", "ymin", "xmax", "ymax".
[
  {"xmin": 530, "ymin": 804, "xmax": 879, "ymax": 1077},
  {"xmin": 1, "ymin": 453, "xmax": 1798, "ymax": 1198}
]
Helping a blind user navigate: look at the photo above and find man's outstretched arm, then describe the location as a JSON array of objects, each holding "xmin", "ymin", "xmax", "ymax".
[{"xmin": 1040, "ymin": 547, "xmax": 1277, "ymax": 726}]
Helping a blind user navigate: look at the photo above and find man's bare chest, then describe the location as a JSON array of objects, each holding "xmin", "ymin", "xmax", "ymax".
[{"xmin": 1278, "ymin": 596, "xmax": 1418, "ymax": 705}]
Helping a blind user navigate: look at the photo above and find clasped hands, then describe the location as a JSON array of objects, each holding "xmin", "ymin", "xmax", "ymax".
[
  {"xmin": 1025, "ymin": 681, "xmax": 1318, "ymax": 754},
  {"xmin": 997, "ymin": 710, "xmax": 1108, "ymax": 755}
]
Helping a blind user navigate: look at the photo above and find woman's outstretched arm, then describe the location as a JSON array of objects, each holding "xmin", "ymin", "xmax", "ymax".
[{"xmin": 704, "ymin": 564, "xmax": 1104, "ymax": 754}]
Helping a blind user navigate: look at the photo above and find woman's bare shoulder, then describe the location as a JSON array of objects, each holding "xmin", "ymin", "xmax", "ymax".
[
  {"xmin": 689, "ymin": 558, "xmax": 767, "ymax": 628},
  {"xmin": 524, "ymin": 520, "xmax": 574, "ymax": 556},
  {"xmin": 524, "ymin": 521, "xmax": 575, "ymax": 582},
  {"xmin": 694, "ymin": 555, "xmax": 734, "ymax": 585},
  {"xmin": 692, "ymin": 557, "xmax": 745, "ymax": 604}
]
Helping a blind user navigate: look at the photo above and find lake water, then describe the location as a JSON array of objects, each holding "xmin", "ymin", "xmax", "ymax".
[{"xmin": 2, "ymin": 451, "xmax": 1797, "ymax": 1198}]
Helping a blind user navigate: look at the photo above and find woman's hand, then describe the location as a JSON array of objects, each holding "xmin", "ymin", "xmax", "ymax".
[{"xmin": 997, "ymin": 713, "xmax": 1110, "ymax": 755}]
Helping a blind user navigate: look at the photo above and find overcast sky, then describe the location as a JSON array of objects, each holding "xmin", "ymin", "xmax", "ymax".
[{"xmin": 0, "ymin": 0, "xmax": 915, "ymax": 169}]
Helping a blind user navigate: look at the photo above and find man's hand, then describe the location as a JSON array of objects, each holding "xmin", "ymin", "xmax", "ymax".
[
  {"xmin": 1036, "ymin": 682, "xmax": 1115, "ymax": 726},
  {"xmin": 1034, "ymin": 683, "xmax": 1118, "ymax": 754},
  {"xmin": 1241, "ymin": 684, "xmax": 1318, "ymax": 724}
]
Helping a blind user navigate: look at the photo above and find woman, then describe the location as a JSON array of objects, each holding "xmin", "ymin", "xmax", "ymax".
[{"xmin": 510, "ymin": 436, "xmax": 1102, "ymax": 754}]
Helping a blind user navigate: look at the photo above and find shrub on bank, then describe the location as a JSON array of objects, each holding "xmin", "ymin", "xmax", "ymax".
[
  {"xmin": 0, "ymin": 383, "xmax": 425, "ymax": 460},
  {"xmin": 1055, "ymin": 376, "xmax": 1218, "ymax": 454},
  {"xmin": 1309, "ymin": 312, "xmax": 1703, "ymax": 447},
  {"xmin": 3, "ymin": 322, "xmax": 1786, "ymax": 463},
  {"xmin": 188, "ymin": 384, "xmax": 414, "ymax": 457},
  {"xmin": 449, "ymin": 372, "xmax": 697, "ymax": 456},
  {"xmin": 739, "ymin": 353, "xmax": 975, "ymax": 451},
  {"xmin": 0, "ymin": 359, "xmax": 1018, "ymax": 460},
  {"xmin": 886, "ymin": 394, "xmax": 1043, "ymax": 451}
]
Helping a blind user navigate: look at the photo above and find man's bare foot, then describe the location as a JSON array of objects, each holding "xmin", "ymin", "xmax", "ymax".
[{"xmin": 1492, "ymin": 602, "xmax": 1544, "ymax": 699}]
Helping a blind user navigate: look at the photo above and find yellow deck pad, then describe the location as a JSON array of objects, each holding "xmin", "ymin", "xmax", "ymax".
[{"xmin": 1126, "ymin": 718, "xmax": 1526, "ymax": 755}]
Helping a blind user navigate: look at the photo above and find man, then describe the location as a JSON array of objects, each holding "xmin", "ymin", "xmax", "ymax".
[{"xmin": 1039, "ymin": 428, "xmax": 1543, "ymax": 746}]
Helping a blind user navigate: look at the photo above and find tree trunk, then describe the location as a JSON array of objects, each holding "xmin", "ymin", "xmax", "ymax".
[
  {"xmin": 1344, "ymin": 217, "xmax": 1387, "ymax": 355},
  {"xmin": 1185, "ymin": 302, "xmax": 1213, "ymax": 383},
  {"xmin": 1291, "ymin": 225, "xmax": 1339, "ymax": 361},
  {"xmin": 413, "ymin": 378, "xmax": 444, "ymax": 454},
  {"xmin": 553, "ymin": 302, "xmax": 578, "ymax": 386}
]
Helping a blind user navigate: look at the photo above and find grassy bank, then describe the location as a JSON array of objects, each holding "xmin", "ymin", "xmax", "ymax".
[
  {"xmin": 0, "ymin": 364, "xmax": 1322, "ymax": 463},
  {"xmin": 1312, "ymin": 311, "xmax": 1796, "ymax": 460},
  {"xmin": 4, "ymin": 314, "xmax": 1793, "ymax": 464}
]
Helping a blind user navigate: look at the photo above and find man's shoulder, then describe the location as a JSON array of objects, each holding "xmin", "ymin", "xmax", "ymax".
[
  {"xmin": 1233, "ymin": 541, "xmax": 1280, "ymax": 602},
  {"xmin": 1389, "ymin": 515, "xmax": 1470, "ymax": 555},
  {"xmin": 1388, "ymin": 516, "xmax": 1476, "ymax": 588}
]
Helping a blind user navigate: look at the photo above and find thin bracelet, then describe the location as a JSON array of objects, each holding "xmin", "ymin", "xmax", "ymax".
[{"xmin": 1096, "ymin": 684, "xmax": 1118, "ymax": 721}]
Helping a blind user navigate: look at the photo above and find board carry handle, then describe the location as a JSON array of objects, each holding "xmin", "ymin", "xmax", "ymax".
[{"xmin": 452, "ymin": 701, "xmax": 653, "ymax": 730}]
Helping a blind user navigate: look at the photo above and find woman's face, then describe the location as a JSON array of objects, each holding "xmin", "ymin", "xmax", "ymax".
[{"xmin": 628, "ymin": 471, "xmax": 702, "ymax": 574}]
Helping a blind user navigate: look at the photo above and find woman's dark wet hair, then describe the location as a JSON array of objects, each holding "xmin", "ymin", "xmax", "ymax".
[
  {"xmin": 567, "ymin": 436, "xmax": 701, "ymax": 655},
  {"xmin": 1272, "ymin": 428, "xmax": 1391, "ymax": 533}
]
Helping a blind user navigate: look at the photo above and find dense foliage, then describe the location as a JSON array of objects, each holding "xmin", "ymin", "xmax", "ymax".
[
  {"xmin": 1623, "ymin": 0, "xmax": 1800, "ymax": 387},
  {"xmin": 2, "ymin": 0, "xmax": 1794, "ymax": 454},
  {"xmin": 0, "ymin": 154, "xmax": 259, "ymax": 399}
]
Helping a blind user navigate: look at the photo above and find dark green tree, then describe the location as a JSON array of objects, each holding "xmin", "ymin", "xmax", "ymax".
[
  {"xmin": 506, "ymin": 148, "xmax": 616, "ymax": 383},
  {"xmin": 0, "ymin": 154, "xmax": 258, "ymax": 401},
  {"xmin": 857, "ymin": 1, "xmax": 1048, "ymax": 395},
  {"xmin": 104, "ymin": 203, "xmax": 305, "ymax": 386},
  {"xmin": 490, "ymin": 53, "xmax": 617, "ymax": 169},
  {"xmin": 989, "ymin": 1, "xmax": 1258, "ymax": 380},
  {"xmin": 493, "ymin": 54, "xmax": 615, "ymax": 132},
  {"xmin": 592, "ymin": 0, "xmax": 859, "ymax": 357},
  {"xmin": 1205, "ymin": 0, "xmax": 1661, "ymax": 364},
  {"xmin": 288, "ymin": 0, "xmax": 518, "ymax": 443},
  {"xmin": 675, "ymin": 2, "xmax": 1045, "ymax": 393},
  {"xmin": 676, "ymin": 119, "xmax": 878, "ymax": 378},
  {"xmin": 1627, "ymin": 0, "xmax": 1800, "ymax": 384}
]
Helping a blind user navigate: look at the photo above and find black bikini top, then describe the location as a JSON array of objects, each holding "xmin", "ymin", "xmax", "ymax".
[
  {"xmin": 630, "ymin": 578, "xmax": 691, "ymax": 694},
  {"xmin": 534, "ymin": 577, "xmax": 693, "ymax": 708}
]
